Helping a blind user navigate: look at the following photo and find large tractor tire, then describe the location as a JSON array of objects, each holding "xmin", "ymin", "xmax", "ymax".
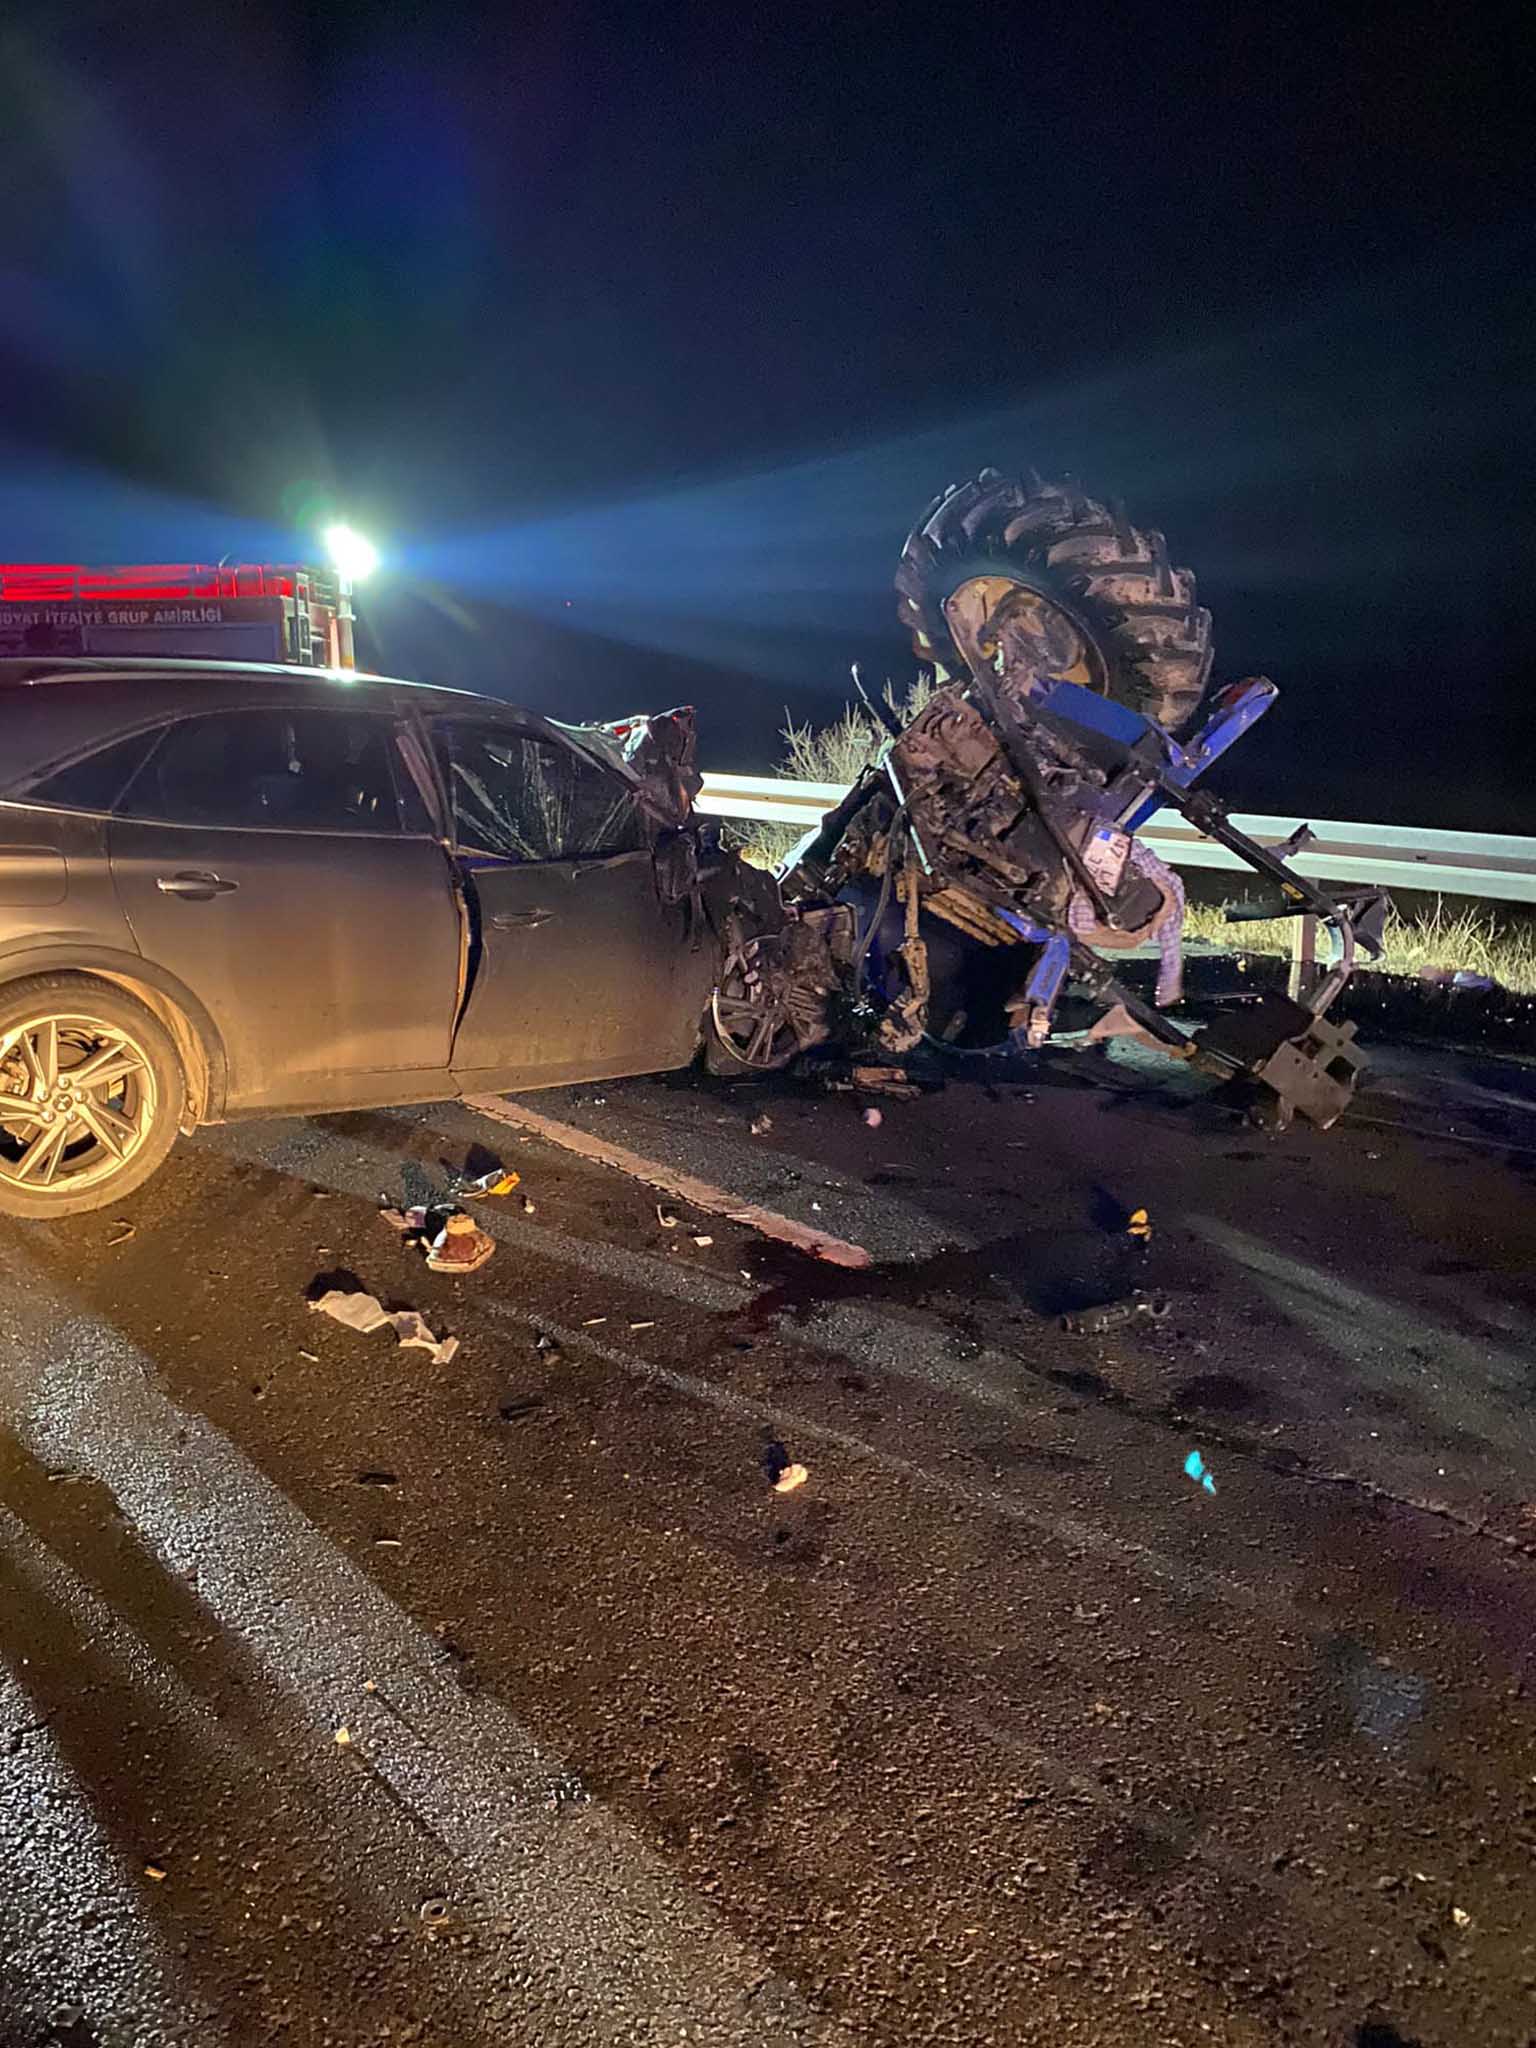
[{"xmin": 894, "ymin": 469, "xmax": 1214, "ymax": 735}]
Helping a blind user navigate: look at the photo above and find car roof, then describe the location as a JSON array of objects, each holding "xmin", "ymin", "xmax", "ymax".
[
  {"xmin": 0, "ymin": 656, "xmax": 562, "ymax": 796},
  {"xmin": 0, "ymin": 653, "xmax": 492, "ymax": 715}
]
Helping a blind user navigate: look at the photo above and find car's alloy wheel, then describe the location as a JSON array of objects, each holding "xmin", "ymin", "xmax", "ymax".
[
  {"xmin": 0, "ymin": 1009, "xmax": 161, "ymax": 1199},
  {"xmin": 708, "ymin": 939, "xmax": 802, "ymax": 1072}
]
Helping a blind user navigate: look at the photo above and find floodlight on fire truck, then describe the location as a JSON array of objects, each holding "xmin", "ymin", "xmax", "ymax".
[{"xmin": 323, "ymin": 523, "xmax": 379, "ymax": 583}]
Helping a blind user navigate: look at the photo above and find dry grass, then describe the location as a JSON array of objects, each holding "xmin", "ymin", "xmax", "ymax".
[
  {"xmin": 1184, "ymin": 897, "xmax": 1536, "ymax": 994},
  {"xmin": 735, "ymin": 674, "xmax": 936, "ymax": 867},
  {"xmin": 731, "ymin": 691, "xmax": 1536, "ymax": 994}
]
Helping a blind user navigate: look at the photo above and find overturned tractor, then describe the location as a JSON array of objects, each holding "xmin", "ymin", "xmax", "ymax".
[{"xmin": 705, "ymin": 469, "xmax": 1387, "ymax": 1127}]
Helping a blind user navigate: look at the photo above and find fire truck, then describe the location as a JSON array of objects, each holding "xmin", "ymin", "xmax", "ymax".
[{"xmin": 0, "ymin": 562, "xmax": 359, "ymax": 668}]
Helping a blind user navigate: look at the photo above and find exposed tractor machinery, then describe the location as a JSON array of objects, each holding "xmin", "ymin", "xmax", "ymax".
[{"xmin": 705, "ymin": 469, "xmax": 1389, "ymax": 1128}]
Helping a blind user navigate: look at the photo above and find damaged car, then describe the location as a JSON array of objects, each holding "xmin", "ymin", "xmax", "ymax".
[
  {"xmin": 0, "ymin": 660, "xmax": 778, "ymax": 1216},
  {"xmin": 0, "ymin": 469, "xmax": 1382, "ymax": 1218}
]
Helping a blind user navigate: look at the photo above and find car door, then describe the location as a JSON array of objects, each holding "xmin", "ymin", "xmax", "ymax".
[
  {"xmin": 108, "ymin": 701, "xmax": 463, "ymax": 1112},
  {"xmin": 432, "ymin": 716, "xmax": 715, "ymax": 1089}
]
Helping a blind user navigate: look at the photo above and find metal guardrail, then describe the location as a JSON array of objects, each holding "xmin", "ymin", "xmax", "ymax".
[{"xmin": 697, "ymin": 773, "xmax": 1536, "ymax": 905}]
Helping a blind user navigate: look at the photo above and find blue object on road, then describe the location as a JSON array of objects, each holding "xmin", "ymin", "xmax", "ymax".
[{"xmin": 1183, "ymin": 1448, "xmax": 1216, "ymax": 1494}]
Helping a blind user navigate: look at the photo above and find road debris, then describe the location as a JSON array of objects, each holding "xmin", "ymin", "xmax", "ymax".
[
  {"xmin": 105, "ymin": 1220, "xmax": 136, "ymax": 1246},
  {"xmin": 629, "ymin": 1320, "xmax": 656, "ymax": 1332},
  {"xmin": 749, "ymin": 1114, "xmax": 773, "ymax": 1136},
  {"xmin": 143, "ymin": 1864, "xmax": 167, "ymax": 1882},
  {"xmin": 1183, "ymin": 1448, "xmax": 1217, "ymax": 1495},
  {"xmin": 1452, "ymin": 1905, "xmax": 1472, "ymax": 1929},
  {"xmin": 1127, "ymin": 1207, "xmax": 1153, "ymax": 1242},
  {"xmin": 691, "ymin": 1233, "xmax": 714, "ymax": 1248},
  {"xmin": 862, "ymin": 1106, "xmax": 883, "ymax": 1128},
  {"xmin": 456, "ymin": 1166, "xmax": 522, "ymax": 1198},
  {"xmin": 1062, "ymin": 1293, "xmax": 1171, "ymax": 1335},
  {"xmin": 656, "ymin": 1205, "xmax": 679, "ymax": 1229},
  {"xmin": 851, "ymin": 1065, "xmax": 922, "ymax": 1100},
  {"xmin": 466, "ymin": 1094, "xmax": 874, "ymax": 1267},
  {"xmin": 382, "ymin": 1202, "xmax": 496, "ymax": 1274},
  {"xmin": 425, "ymin": 1212, "xmax": 496, "ymax": 1275},
  {"xmin": 309, "ymin": 1289, "xmax": 460, "ymax": 1367},
  {"xmin": 355, "ymin": 1470, "xmax": 398, "ymax": 1487},
  {"xmin": 581, "ymin": 1316, "xmax": 607, "ymax": 1326},
  {"xmin": 333, "ymin": 1726, "xmax": 353, "ymax": 1747},
  {"xmin": 499, "ymin": 1394, "xmax": 544, "ymax": 1422},
  {"xmin": 521, "ymin": 1195, "xmax": 537, "ymax": 1214},
  {"xmin": 763, "ymin": 1441, "xmax": 809, "ymax": 1492},
  {"xmin": 419, "ymin": 1896, "xmax": 451, "ymax": 1927}
]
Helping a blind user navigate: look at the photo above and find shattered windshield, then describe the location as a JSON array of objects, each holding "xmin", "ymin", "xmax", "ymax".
[{"xmin": 440, "ymin": 723, "xmax": 646, "ymax": 862}]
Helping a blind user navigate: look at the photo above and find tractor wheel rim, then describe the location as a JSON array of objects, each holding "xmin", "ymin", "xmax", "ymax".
[
  {"xmin": 0, "ymin": 1012, "xmax": 158, "ymax": 1195},
  {"xmin": 943, "ymin": 576, "xmax": 1106, "ymax": 698}
]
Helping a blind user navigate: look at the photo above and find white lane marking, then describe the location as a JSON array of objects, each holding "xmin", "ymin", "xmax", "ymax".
[
  {"xmin": 465, "ymin": 1095, "xmax": 875, "ymax": 1268},
  {"xmin": 0, "ymin": 1267, "xmax": 849, "ymax": 2045}
]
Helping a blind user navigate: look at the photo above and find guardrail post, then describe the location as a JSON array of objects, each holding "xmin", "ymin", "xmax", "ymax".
[{"xmin": 1287, "ymin": 913, "xmax": 1319, "ymax": 1002}]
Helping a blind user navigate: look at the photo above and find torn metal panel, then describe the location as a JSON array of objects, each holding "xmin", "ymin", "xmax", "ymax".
[{"xmin": 767, "ymin": 468, "xmax": 1388, "ymax": 1127}]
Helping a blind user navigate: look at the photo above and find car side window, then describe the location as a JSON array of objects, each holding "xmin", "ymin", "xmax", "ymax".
[
  {"xmin": 118, "ymin": 709, "xmax": 403, "ymax": 833},
  {"xmin": 439, "ymin": 723, "xmax": 645, "ymax": 861},
  {"xmin": 17, "ymin": 730, "xmax": 163, "ymax": 813}
]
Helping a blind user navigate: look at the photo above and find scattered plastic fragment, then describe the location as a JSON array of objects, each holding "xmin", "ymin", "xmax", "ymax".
[
  {"xmin": 143, "ymin": 1863, "xmax": 167, "ymax": 1882},
  {"xmin": 581, "ymin": 1316, "xmax": 607, "ymax": 1326},
  {"xmin": 297, "ymin": 1349, "xmax": 319, "ymax": 1364},
  {"xmin": 1451, "ymin": 1905, "xmax": 1472, "ymax": 1929},
  {"xmin": 425, "ymin": 1212, "xmax": 496, "ymax": 1274},
  {"xmin": 629, "ymin": 1320, "xmax": 656, "ymax": 1332},
  {"xmin": 521, "ymin": 1195, "xmax": 537, "ymax": 1214},
  {"xmin": 333, "ymin": 1726, "xmax": 352, "ymax": 1747},
  {"xmin": 1183, "ymin": 1448, "xmax": 1216, "ymax": 1494},
  {"xmin": 106, "ymin": 1220, "xmax": 136, "ymax": 1246},
  {"xmin": 1127, "ymin": 1207, "xmax": 1152, "ymax": 1242},
  {"xmin": 459, "ymin": 1167, "xmax": 521, "ymax": 1197},
  {"xmin": 762, "ymin": 1440, "xmax": 809, "ymax": 1492},
  {"xmin": 691, "ymin": 1234, "xmax": 714, "ymax": 1248},
  {"xmin": 309, "ymin": 1289, "xmax": 460, "ymax": 1367},
  {"xmin": 862, "ymin": 1107, "xmax": 883, "ymax": 1128},
  {"xmin": 749, "ymin": 1114, "xmax": 773, "ymax": 1136},
  {"xmin": 656, "ymin": 1205, "xmax": 679, "ymax": 1229}
]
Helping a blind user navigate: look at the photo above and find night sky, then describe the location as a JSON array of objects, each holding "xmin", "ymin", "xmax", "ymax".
[{"xmin": 2, "ymin": 2, "xmax": 1532, "ymax": 827}]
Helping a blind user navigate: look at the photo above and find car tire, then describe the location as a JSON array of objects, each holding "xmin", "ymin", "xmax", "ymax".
[{"xmin": 0, "ymin": 973, "xmax": 186, "ymax": 1220}]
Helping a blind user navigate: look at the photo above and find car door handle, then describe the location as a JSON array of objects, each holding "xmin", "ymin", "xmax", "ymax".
[
  {"xmin": 490, "ymin": 908, "xmax": 554, "ymax": 930},
  {"xmin": 156, "ymin": 871, "xmax": 239, "ymax": 899}
]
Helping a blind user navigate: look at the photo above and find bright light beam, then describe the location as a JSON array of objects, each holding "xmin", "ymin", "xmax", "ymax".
[{"xmin": 323, "ymin": 522, "xmax": 379, "ymax": 581}]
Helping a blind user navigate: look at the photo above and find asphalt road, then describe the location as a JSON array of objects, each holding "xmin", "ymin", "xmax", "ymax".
[{"xmin": 4, "ymin": 1034, "xmax": 1536, "ymax": 2047}]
